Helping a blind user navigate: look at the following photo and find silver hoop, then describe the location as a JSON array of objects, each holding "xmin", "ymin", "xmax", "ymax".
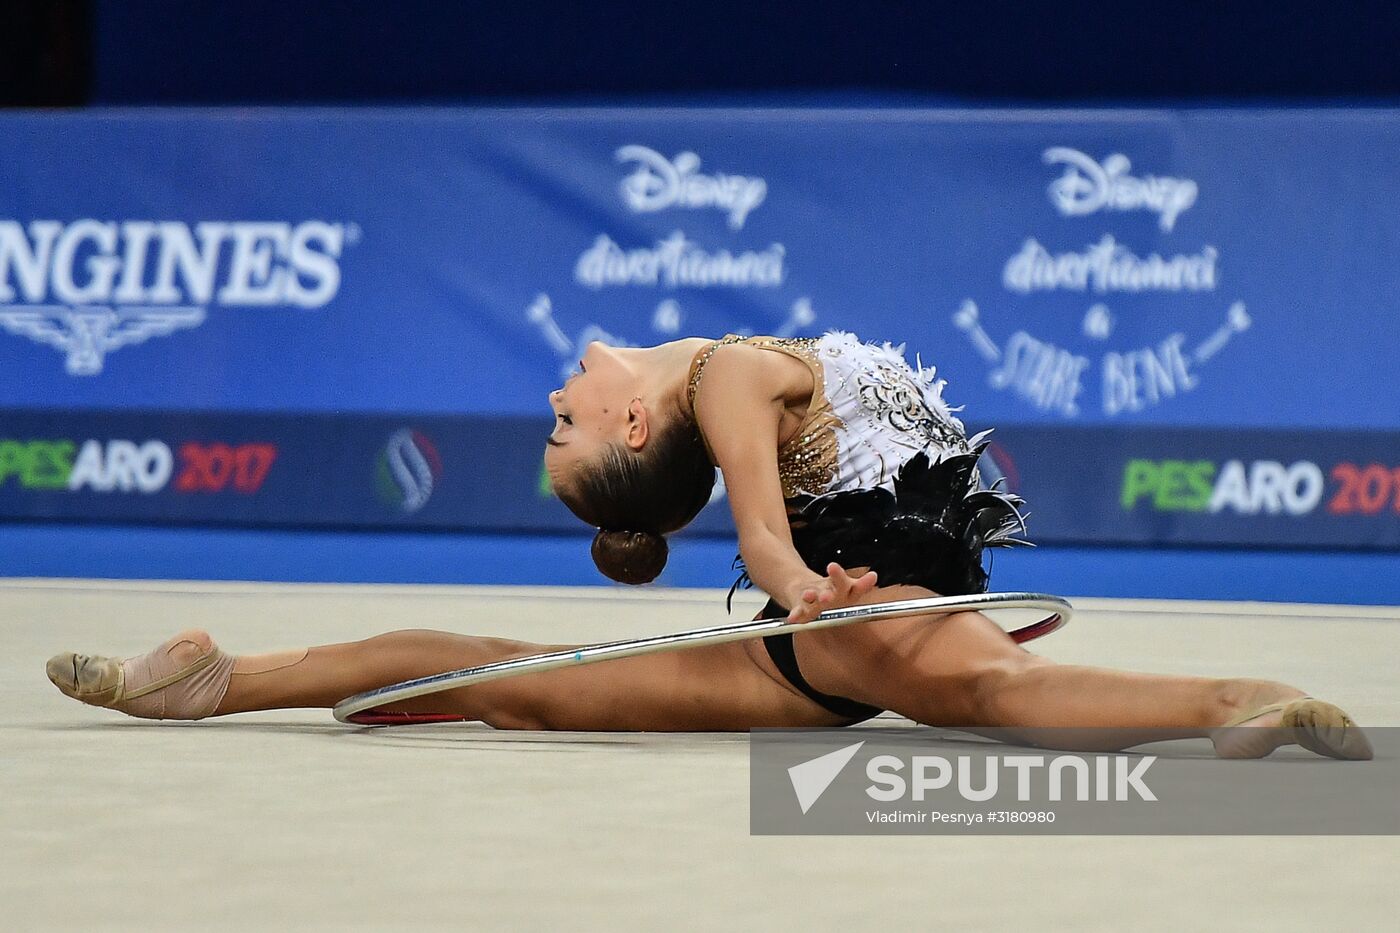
[{"xmin": 332, "ymin": 591, "xmax": 1072, "ymax": 725}]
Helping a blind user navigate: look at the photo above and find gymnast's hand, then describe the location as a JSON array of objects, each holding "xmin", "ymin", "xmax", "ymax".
[{"xmin": 785, "ymin": 563, "xmax": 879, "ymax": 623}]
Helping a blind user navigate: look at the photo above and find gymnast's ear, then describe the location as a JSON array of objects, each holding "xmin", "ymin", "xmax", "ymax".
[{"xmin": 624, "ymin": 396, "xmax": 649, "ymax": 451}]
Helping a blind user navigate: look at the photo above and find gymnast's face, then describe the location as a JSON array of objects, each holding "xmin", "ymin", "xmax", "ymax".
[{"xmin": 544, "ymin": 342, "xmax": 651, "ymax": 493}]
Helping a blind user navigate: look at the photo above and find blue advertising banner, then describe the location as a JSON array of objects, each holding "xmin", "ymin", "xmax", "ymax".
[
  {"xmin": 1, "ymin": 108, "xmax": 1397, "ymax": 549},
  {"xmin": 1, "ymin": 409, "xmax": 1395, "ymax": 549}
]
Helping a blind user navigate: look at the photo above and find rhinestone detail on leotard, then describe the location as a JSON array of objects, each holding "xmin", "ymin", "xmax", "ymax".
[{"xmin": 687, "ymin": 335, "xmax": 839, "ymax": 498}]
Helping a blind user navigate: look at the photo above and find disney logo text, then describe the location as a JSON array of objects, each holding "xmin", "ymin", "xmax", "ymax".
[
  {"xmin": 616, "ymin": 145, "xmax": 767, "ymax": 230},
  {"xmin": 1043, "ymin": 148, "xmax": 1198, "ymax": 232}
]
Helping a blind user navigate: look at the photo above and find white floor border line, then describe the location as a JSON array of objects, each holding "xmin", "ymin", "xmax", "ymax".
[{"xmin": 3, "ymin": 577, "xmax": 1398, "ymax": 620}]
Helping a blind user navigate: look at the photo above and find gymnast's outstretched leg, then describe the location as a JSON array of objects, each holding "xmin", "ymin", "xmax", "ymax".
[
  {"xmin": 786, "ymin": 584, "xmax": 1372, "ymax": 759},
  {"xmin": 46, "ymin": 627, "xmax": 842, "ymax": 731}
]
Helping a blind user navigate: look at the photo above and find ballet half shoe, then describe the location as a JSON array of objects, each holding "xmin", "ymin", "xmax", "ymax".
[
  {"xmin": 1215, "ymin": 697, "xmax": 1373, "ymax": 761},
  {"xmin": 46, "ymin": 629, "xmax": 235, "ymax": 720}
]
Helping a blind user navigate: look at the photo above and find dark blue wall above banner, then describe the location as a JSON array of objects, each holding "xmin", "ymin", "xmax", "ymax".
[
  {"xmin": 89, "ymin": 1, "xmax": 1400, "ymax": 105},
  {"xmin": 1, "ymin": 108, "xmax": 1398, "ymax": 552}
]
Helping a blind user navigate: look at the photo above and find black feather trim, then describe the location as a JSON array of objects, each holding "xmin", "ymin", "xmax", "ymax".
[{"xmin": 730, "ymin": 440, "xmax": 1030, "ymax": 606}]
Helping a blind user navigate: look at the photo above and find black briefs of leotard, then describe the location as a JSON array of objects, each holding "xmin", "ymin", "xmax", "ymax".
[
  {"xmin": 757, "ymin": 599, "xmax": 883, "ymax": 724},
  {"xmin": 744, "ymin": 445, "xmax": 1030, "ymax": 726}
]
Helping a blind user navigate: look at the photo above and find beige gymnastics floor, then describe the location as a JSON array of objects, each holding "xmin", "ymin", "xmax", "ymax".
[{"xmin": 3, "ymin": 579, "xmax": 1398, "ymax": 932}]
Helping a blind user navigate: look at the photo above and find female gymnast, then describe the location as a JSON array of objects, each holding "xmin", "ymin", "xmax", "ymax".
[{"xmin": 46, "ymin": 332, "xmax": 1371, "ymax": 759}]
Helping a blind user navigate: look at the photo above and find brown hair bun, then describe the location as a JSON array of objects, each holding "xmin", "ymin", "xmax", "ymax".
[{"xmin": 591, "ymin": 528, "xmax": 668, "ymax": 584}]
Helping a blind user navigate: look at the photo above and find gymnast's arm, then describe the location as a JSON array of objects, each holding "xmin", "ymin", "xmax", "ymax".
[{"xmin": 692, "ymin": 346, "xmax": 875, "ymax": 621}]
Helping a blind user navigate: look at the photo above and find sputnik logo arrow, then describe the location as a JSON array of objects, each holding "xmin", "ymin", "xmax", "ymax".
[{"xmin": 787, "ymin": 741, "xmax": 865, "ymax": 814}]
